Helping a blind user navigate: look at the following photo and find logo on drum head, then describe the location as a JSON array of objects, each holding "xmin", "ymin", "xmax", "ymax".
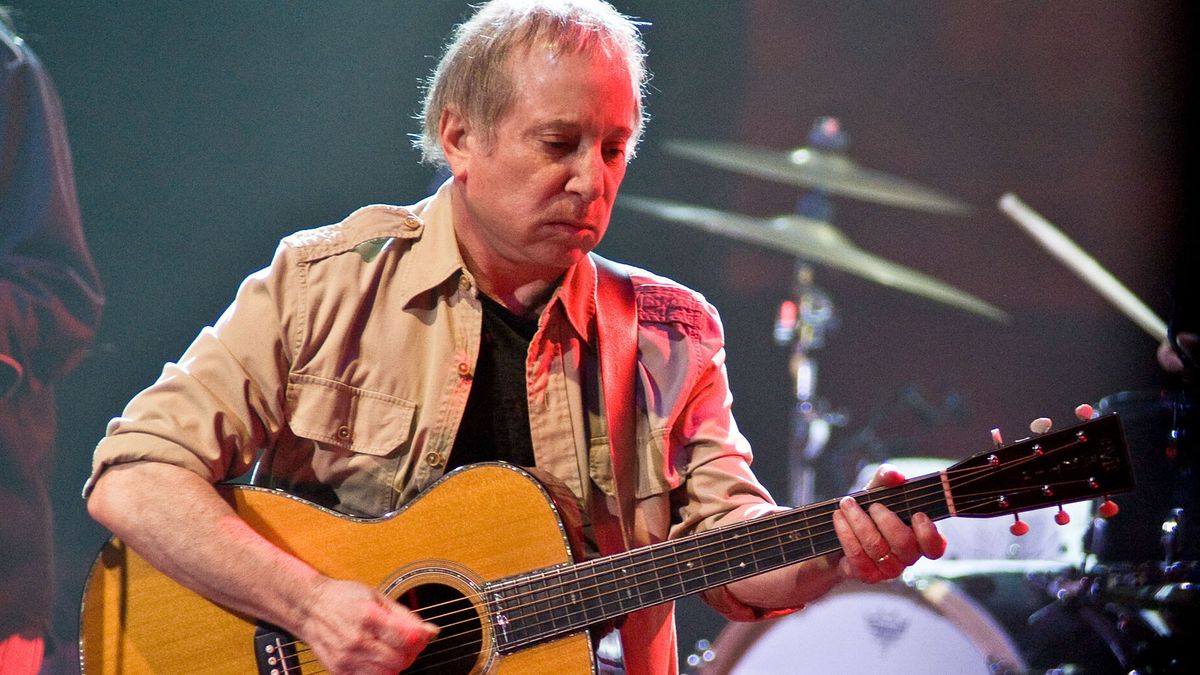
[{"xmin": 865, "ymin": 610, "xmax": 910, "ymax": 654}]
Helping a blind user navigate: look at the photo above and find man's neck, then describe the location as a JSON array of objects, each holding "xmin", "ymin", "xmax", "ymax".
[{"xmin": 478, "ymin": 277, "xmax": 558, "ymax": 319}]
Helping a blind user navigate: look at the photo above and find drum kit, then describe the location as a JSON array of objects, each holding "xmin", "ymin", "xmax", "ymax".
[{"xmin": 619, "ymin": 119, "xmax": 1197, "ymax": 674}]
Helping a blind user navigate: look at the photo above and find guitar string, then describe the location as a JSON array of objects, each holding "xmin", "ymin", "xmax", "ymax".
[
  {"xmin": 277, "ymin": 465, "xmax": 1089, "ymax": 671},
  {"xmin": 270, "ymin": 476, "xmax": 957, "ymax": 672},
  {"xmin": 284, "ymin": 482, "xmax": 1066, "ymax": 672},
  {"xmin": 284, "ymin": 476, "xmax": 1092, "ymax": 673},
  {"xmin": 277, "ymin": 440, "xmax": 1105, "ymax": 669},
  {"xmin": 285, "ymin": 437, "xmax": 1079, "ymax": 644},
  {"xmin": 277, "ymin": 450, "xmax": 1095, "ymax": 668},
  {"xmin": 316, "ymin": 467, "xmax": 1087, "ymax": 669},
  {"xmin": 271, "ymin": 474, "xmax": 954, "ymax": 656}
]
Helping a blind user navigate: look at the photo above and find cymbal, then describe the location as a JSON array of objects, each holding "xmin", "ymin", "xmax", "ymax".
[
  {"xmin": 618, "ymin": 194, "xmax": 1008, "ymax": 322},
  {"xmin": 662, "ymin": 139, "xmax": 973, "ymax": 216}
]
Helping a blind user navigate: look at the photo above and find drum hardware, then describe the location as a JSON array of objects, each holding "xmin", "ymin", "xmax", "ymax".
[
  {"xmin": 1089, "ymin": 390, "xmax": 1197, "ymax": 563},
  {"xmin": 1027, "ymin": 561, "xmax": 1199, "ymax": 673}
]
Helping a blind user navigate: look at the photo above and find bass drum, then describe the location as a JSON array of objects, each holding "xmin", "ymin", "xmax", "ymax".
[{"xmin": 701, "ymin": 579, "xmax": 1026, "ymax": 675}]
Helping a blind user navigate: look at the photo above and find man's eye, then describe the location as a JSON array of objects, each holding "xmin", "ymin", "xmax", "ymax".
[{"xmin": 603, "ymin": 146, "xmax": 626, "ymax": 163}]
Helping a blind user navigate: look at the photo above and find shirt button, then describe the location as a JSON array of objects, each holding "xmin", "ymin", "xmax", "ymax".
[
  {"xmin": 458, "ymin": 275, "xmax": 472, "ymax": 291},
  {"xmin": 336, "ymin": 425, "xmax": 352, "ymax": 440},
  {"xmin": 403, "ymin": 217, "xmax": 420, "ymax": 230},
  {"xmin": 457, "ymin": 361, "xmax": 472, "ymax": 378},
  {"xmin": 425, "ymin": 451, "xmax": 443, "ymax": 468}
]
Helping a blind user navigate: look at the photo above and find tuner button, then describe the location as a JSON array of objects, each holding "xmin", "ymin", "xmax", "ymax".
[
  {"xmin": 991, "ymin": 428, "xmax": 1004, "ymax": 448},
  {"xmin": 1030, "ymin": 417, "xmax": 1053, "ymax": 434},
  {"xmin": 1010, "ymin": 515, "xmax": 1030, "ymax": 536},
  {"xmin": 1054, "ymin": 508, "xmax": 1071, "ymax": 526},
  {"xmin": 1098, "ymin": 499, "xmax": 1120, "ymax": 518}
]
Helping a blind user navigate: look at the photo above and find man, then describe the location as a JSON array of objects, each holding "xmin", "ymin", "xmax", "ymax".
[
  {"xmin": 85, "ymin": 1, "xmax": 944, "ymax": 673},
  {"xmin": 2, "ymin": 9, "xmax": 105, "ymax": 673}
]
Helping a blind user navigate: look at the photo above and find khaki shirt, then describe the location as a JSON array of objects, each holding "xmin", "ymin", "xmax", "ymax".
[{"xmin": 86, "ymin": 180, "xmax": 795, "ymax": 673}]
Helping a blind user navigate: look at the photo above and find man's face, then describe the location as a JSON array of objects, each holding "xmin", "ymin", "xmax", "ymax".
[{"xmin": 445, "ymin": 46, "xmax": 637, "ymax": 285}]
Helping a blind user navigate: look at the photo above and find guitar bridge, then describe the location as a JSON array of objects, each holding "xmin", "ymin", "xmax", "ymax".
[{"xmin": 253, "ymin": 622, "xmax": 300, "ymax": 675}]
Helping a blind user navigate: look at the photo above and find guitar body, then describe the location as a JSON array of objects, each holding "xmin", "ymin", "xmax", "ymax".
[{"xmin": 79, "ymin": 464, "xmax": 596, "ymax": 674}]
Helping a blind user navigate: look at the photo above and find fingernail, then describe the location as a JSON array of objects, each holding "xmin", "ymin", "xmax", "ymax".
[
  {"xmin": 840, "ymin": 496, "xmax": 856, "ymax": 510},
  {"xmin": 912, "ymin": 512, "xmax": 928, "ymax": 525}
]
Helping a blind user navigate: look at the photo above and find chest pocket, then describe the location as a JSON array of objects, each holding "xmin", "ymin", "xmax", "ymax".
[
  {"xmin": 585, "ymin": 369, "xmax": 673, "ymax": 500},
  {"xmin": 286, "ymin": 374, "xmax": 416, "ymax": 456}
]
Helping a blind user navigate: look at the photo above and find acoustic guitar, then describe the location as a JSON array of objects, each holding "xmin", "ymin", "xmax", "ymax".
[{"xmin": 79, "ymin": 414, "xmax": 1132, "ymax": 674}]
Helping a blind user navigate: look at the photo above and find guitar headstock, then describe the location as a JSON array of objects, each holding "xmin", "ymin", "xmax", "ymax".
[{"xmin": 945, "ymin": 413, "xmax": 1133, "ymax": 519}]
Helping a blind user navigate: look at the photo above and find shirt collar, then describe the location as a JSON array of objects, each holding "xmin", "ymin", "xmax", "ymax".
[
  {"xmin": 397, "ymin": 178, "xmax": 599, "ymax": 343},
  {"xmin": 543, "ymin": 252, "xmax": 598, "ymax": 345},
  {"xmin": 394, "ymin": 178, "xmax": 469, "ymax": 308}
]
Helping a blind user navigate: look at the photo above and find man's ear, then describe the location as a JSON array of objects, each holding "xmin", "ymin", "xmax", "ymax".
[{"xmin": 439, "ymin": 108, "xmax": 472, "ymax": 179}]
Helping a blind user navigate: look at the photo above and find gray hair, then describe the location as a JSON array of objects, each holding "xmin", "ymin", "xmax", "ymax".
[{"xmin": 416, "ymin": 0, "xmax": 649, "ymax": 167}]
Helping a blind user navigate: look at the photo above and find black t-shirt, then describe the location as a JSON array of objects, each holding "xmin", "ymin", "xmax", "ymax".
[{"xmin": 447, "ymin": 294, "xmax": 539, "ymax": 470}]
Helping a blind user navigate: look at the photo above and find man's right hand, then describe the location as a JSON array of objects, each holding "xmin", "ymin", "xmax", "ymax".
[{"xmin": 298, "ymin": 578, "xmax": 439, "ymax": 675}]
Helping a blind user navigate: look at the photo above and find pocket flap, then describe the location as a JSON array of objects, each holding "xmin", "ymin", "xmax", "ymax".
[{"xmin": 287, "ymin": 375, "xmax": 416, "ymax": 456}]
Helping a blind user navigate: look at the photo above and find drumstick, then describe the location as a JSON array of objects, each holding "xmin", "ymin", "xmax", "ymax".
[{"xmin": 998, "ymin": 192, "xmax": 1167, "ymax": 343}]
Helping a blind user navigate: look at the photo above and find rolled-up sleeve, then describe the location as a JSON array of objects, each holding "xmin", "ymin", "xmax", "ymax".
[{"xmin": 84, "ymin": 244, "xmax": 293, "ymax": 497}]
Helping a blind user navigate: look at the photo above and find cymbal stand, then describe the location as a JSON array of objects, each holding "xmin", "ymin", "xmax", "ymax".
[
  {"xmin": 780, "ymin": 117, "xmax": 848, "ymax": 506},
  {"xmin": 778, "ymin": 262, "xmax": 840, "ymax": 506}
]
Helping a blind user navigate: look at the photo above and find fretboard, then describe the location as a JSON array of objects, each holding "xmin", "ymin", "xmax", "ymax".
[{"xmin": 485, "ymin": 473, "xmax": 949, "ymax": 653}]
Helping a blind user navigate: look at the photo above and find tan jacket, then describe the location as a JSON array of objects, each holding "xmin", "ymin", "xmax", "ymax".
[{"xmin": 87, "ymin": 181, "xmax": 794, "ymax": 673}]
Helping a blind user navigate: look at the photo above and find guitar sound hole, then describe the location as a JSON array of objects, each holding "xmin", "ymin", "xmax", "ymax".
[{"xmin": 402, "ymin": 582, "xmax": 484, "ymax": 674}]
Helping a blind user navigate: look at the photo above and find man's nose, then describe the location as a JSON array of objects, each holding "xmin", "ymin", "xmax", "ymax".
[{"xmin": 566, "ymin": 146, "xmax": 605, "ymax": 203}]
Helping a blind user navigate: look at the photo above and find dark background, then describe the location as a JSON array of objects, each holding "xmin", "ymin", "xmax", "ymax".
[{"xmin": 5, "ymin": 0, "xmax": 1190, "ymax": 669}]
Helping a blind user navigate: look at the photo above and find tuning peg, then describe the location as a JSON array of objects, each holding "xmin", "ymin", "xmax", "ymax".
[
  {"xmin": 1029, "ymin": 417, "xmax": 1052, "ymax": 434},
  {"xmin": 1075, "ymin": 403, "xmax": 1095, "ymax": 420},
  {"xmin": 990, "ymin": 428, "xmax": 1004, "ymax": 448},
  {"xmin": 1054, "ymin": 506, "xmax": 1071, "ymax": 526},
  {"xmin": 1098, "ymin": 498, "xmax": 1119, "ymax": 518},
  {"xmin": 1010, "ymin": 514, "xmax": 1029, "ymax": 536}
]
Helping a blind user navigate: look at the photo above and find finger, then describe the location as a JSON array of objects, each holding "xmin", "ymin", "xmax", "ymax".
[
  {"xmin": 837, "ymin": 497, "xmax": 903, "ymax": 581},
  {"xmin": 911, "ymin": 512, "xmax": 947, "ymax": 559},
  {"xmin": 867, "ymin": 503, "xmax": 922, "ymax": 566},
  {"xmin": 864, "ymin": 463, "xmax": 906, "ymax": 490},
  {"xmin": 832, "ymin": 503, "xmax": 885, "ymax": 583}
]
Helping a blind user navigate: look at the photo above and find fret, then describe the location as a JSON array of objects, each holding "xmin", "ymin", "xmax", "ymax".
[{"xmin": 653, "ymin": 540, "xmax": 690, "ymax": 600}]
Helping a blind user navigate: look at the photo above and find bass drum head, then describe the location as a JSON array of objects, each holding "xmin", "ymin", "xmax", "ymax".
[{"xmin": 703, "ymin": 580, "xmax": 1025, "ymax": 675}]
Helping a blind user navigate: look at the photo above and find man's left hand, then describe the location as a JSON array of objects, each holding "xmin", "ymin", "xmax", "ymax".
[{"xmin": 831, "ymin": 465, "xmax": 947, "ymax": 584}]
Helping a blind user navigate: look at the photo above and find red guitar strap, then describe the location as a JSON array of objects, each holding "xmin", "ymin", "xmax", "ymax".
[
  {"xmin": 591, "ymin": 254, "xmax": 678, "ymax": 675},
  {"xmin": 590, "ymin": 253, "xmax": 638, "ymax": 550}
]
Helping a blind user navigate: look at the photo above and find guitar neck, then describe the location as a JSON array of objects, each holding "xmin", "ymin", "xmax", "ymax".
[{"xmin": 487, "ymin": 473, "xmax": 949, "ymax": 653}]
